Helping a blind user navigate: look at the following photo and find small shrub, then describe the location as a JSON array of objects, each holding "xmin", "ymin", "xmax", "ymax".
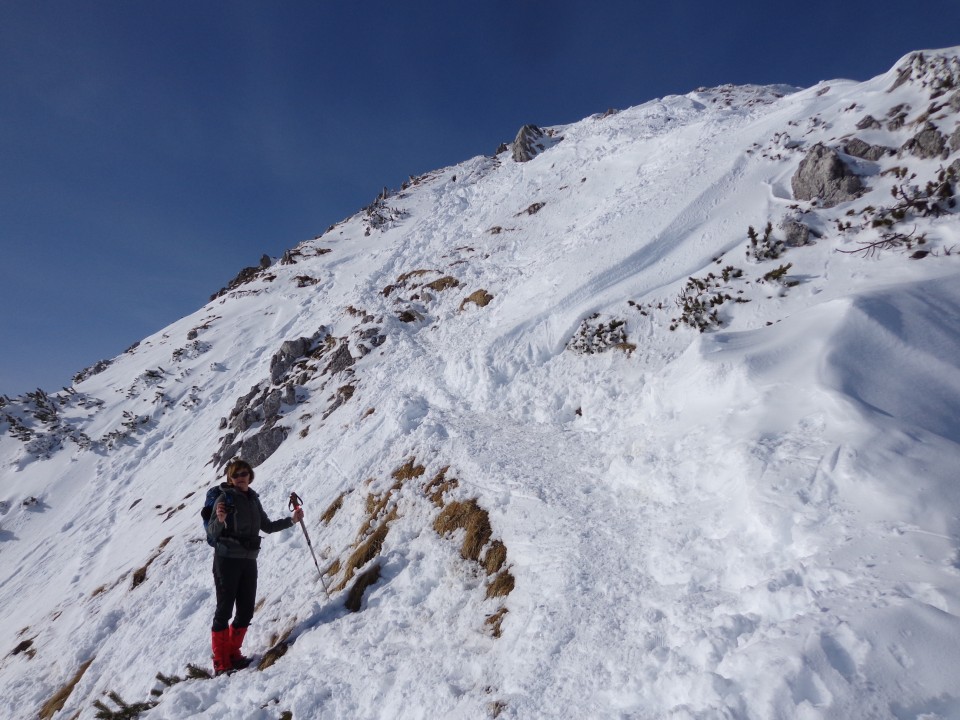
[
  {"xmin": 745, "ymin": 223, "xmax": 784, "ymax": 261},
  {"xmin": 92, "ymin": 691, "xmax": 157, "ymax": 719}
]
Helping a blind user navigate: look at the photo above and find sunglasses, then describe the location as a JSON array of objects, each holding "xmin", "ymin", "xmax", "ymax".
[{"xmin": 231, "ymin": 471, "xmax": 251, "ymax": 479}]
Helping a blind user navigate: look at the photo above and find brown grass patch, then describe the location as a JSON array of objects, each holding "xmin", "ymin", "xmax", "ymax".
[
  {"xmin": 344, "ymin": 563, "xmax": 382, "ymax": 612},
  {"xmin": 337, "ymin": 522, "xmax": 390, "ymax": 591},
  {"xmin": 38, "ymin": 658, "xmax": 93, "ymax": 719},
  {"xmin": 131, "ymin": 537, "xmax": 172, "ymax": 590},
  {"xmin": 485, "ymin": 608, "xmax": 508, "ymax": 638},
  {"xmin": 424, "ymin": 466, "xmax": 459, "ymax": 507},
  {"xmin": 321, "ymin": 491, "xmax": 348, "ymax": 524},
  {"xmin": 486, "ymin": 570, "xmax": 515, "ymax": 599},
  {"xmin": 426, "ymin": 276, "xmax": 460, "ymax": 292},
  {"xmin": 257, "ymin": 627, "xmax": 294, "ymax": 671},
  {"xmin": 392, "ymin": 458, "xmax": 426, "ymax": 482},
  {"xmin": 483, "ymin": 541, "xmax": 507, "ymax": 575},
  {"xmin": 460, "ymin": 290, "xmax": 493, "ymax": 311},
  {"xmin": 396, "ymin": 269, "xmax": 435, "ymax": 284},
  {"xmin": 434, "ymin": 499, "xmax": 492, "ymax": 562}
]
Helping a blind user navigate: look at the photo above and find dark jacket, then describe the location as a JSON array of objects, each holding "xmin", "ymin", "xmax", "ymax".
[{"xmin": 205, "ymin": 483, "xmax": 293, "ymax": 559}]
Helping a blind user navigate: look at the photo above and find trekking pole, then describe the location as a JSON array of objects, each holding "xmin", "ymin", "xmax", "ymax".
[{"xmin": 289, "ymin": 492, "xmax": 331, "ymax": 598}]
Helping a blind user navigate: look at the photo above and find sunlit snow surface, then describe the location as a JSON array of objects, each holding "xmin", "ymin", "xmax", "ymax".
[{"xmin": 3, "ymin": 49, "xmax": 960, "ymax": 719}]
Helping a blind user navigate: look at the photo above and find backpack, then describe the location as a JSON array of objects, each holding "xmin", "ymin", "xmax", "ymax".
[{"xmin": 200, "ymin": 486, "xmax": 234, "ymax": 547}]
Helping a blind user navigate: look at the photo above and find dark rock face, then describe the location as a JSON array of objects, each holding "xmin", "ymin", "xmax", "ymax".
[
  {"xmin": 512, "ymin": 125, "xmax": 547, "ymax": 163},
  {"xmin": 791, "ymin": 143, "xmax": 863, "ymax": 207},
  {"xmin": 901, "ymin": 122, "xmax": 948, "ymax": 159},
  {"xmin": 844, "ymin": 138, "xmax": 892, "ymax": 162},
  {"xmin": 240, "ymin": 426, "xmax": 287, "ymax": 467},
  {"xmin": 856, "ymin": 115, "xmax": 881, "ymax": 130},
  {"xmin": 324, "ymin": 341, "xmax": 355, "ymax": 376},
  {"xmin": 781, "ymin": 217, "xmax": 814, "ymax": 247},
  {"xmin": 270, "ymin": 338, "xmax": 312, "ymax": 385}
]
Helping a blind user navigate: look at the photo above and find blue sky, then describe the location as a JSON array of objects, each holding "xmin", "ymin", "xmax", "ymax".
[{"xmin": 2, "ymin": 1, "xmax": 959, "ymax": 396}]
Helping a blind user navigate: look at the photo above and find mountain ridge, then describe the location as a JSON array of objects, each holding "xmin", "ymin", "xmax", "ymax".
[{"xmin": 3, "ymin": 47, "xmax": 960, "ymax": 719}]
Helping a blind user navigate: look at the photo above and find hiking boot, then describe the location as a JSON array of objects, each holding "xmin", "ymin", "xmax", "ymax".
[
  {"xmin": 211, "ymin": 628, "xmax": 232, "ymax": 676},
  {"xmin": 229, "ymin": 625, "xmax": 252, "ymax": 670}
]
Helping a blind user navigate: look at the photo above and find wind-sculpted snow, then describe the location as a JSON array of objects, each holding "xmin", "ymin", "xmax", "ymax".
[{"xmin": 3, "ymin": 47, "xmax": 960, "ymax": 720}]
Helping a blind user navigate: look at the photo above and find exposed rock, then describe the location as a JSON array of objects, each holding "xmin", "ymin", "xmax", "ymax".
[
  {"xmin": 887, "ymin": 113, "xmax": 908, "ymax": 131},
  {"xmin": 780, "ymin": 216, "xmax": 816, "ymax": 247},
  {"xmin": 259, "ymin": 254, "xmax": 272, "ymax": 269},
  {"xmin": 232, "ymin": 407, "xmax": 261, "ymax": 433},
  {"xmin": 791, "ymin": 143, "xmax": 863, "ymax": 207},
  {"xmin": 843, "ymin": 138, "xmax": 892, "ymax": 162},
  {"xmin": 262, "ymin": 389, "xmax": 282, "ymax": 422},
  {"xmin": 512, "ymin": 125, "xmax": 547, "ymax": 163},
  {"xmin": 210, "ymin": 266, "xmax": 262, "ymax": 301},
  {"xmin": 241, "ymin": 426, "xmax": 287, "ymax": 467},
  {"xmin": 324, "ymin": 341, "xmax": 355, "ymax": 376},
  {"xmin": 270, "ymin": 337, "xmax": 312, "ymax": 385},
  {"xmin": 950, "ymin": 91, "xmax": 960, "ymax": 114},
  {"xmin": 949, "ymin": 125, "xmax": 960, "ymax": 154},
  {"xmin": 901, "ymin": 122, "xmax": 948, "ymax": 159},
  {"xmin": 855, "ymin": 115, "xmax": 881, "ymax": 130},
  {"xmin": 889, "ymin": 51, "xmax": 960, "ymax": 97}
]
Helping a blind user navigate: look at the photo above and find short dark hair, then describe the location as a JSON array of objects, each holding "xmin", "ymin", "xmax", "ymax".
[{"xmin": 225, "ymin": 458, "xmax": 255, "ymax": 483}]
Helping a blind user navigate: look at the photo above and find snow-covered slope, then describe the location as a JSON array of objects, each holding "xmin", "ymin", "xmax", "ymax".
[{"xmin": 3, "ymin": 48, "xmax": 960, "ymax": 720}]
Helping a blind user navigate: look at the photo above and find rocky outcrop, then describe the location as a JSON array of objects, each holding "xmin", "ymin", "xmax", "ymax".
[
  {"xmin": 239, "ymin": 426, "xmax": 287, "ymax": 467},
  {"xmin": 791, "ymin": 143, "xmax": 863, "ymax": 207},
  {"xmin": 901, "ymin": 122, "xmax": 949, "ymax": 159},
  {"xmin": 948, "ymin": 125, "xmax": 960, "ymax": 154},
  {"xmin": 512, "ymin": 125, "xmax": 547, "ymax": 163},
  {"xmin": 780, "ymin": 216, "xmax": 817, "ymax": 247},
  {"xmin": 844, "ymin": 138, "xmax": 892, "ymax": 162}
]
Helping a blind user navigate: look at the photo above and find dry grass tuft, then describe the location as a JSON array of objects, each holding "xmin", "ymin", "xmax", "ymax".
[
  {"xmin": 392, "ymin": 458, "xmax": 426, "ymax": 482},
  {"xmin": 321, "ymin": 491, "xmax": 348, "ymax": 524},
  {"xmin": 485, "ymin": 608, "xmax": 508, "ymax": 638},
  {"xmin": 482, "ymin": 541, "xmax": 507, "ymax": 575},
  {"xmin": 424, "ymin": 467, "xmax": 459, "ymax": 507},
  {"xmin": 337, "ymin": 522, "xmax": 390, "ymax": 591},
  {"xmin": 38, "ymin": 658, "xmax": 93, "ymax": 719},
  {"xmin": 460, "ymin": 290, "xmax": 494, "ymax": 311},
  {"xmin": 425, "ymin": 275, "xmax": 460, "ymax": 292},
  {"xmin": 486, "ymin": 570, "xmax": 515, "ymax": 599},
  {"xmin": 344, "ymin": 563, "xmax": 382, "ymax": 612},
  {"xmin": 434, "ymin": 499, "xmax": 492, "ymax": 562},
  {"xmin": 257, "ymin": 627, "xmax": 294, "ymax": 671},
  {"xmin": 131, "ymin": 537, "xmax": 173, "ymax": 590}
]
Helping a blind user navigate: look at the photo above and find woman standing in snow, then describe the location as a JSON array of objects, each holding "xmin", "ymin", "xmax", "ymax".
[{"xmin": 204, "ymin": 458, "xmax": 303, "ymax": 675}]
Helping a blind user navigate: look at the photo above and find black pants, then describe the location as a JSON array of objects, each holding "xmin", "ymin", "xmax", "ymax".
[{"xmin": 212, "ymin": 555, "xmax": 258, "ymax": 632}]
